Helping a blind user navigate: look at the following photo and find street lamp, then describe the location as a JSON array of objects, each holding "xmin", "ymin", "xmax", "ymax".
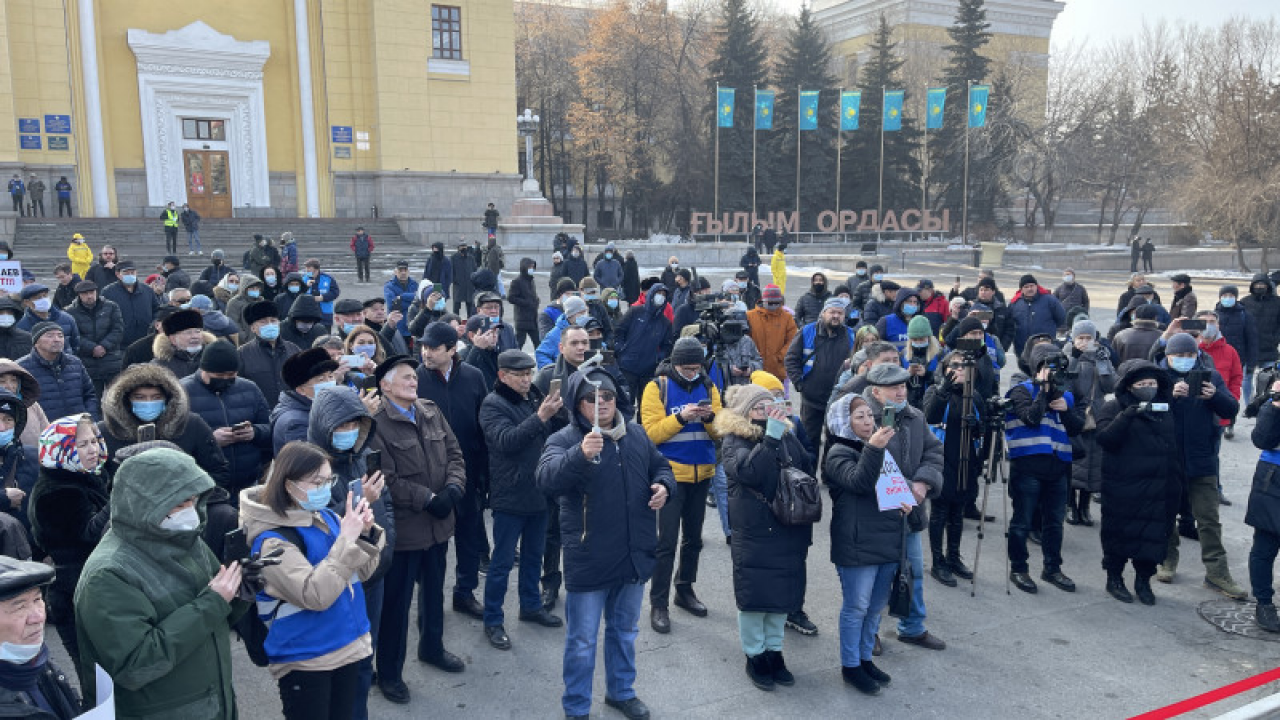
[{"xmin": 517, "ymin": 108, "xmax": 541, "ymax": 193}]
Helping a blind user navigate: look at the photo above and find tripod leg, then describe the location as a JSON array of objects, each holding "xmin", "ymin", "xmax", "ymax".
[{"xmin": 1001, "ymin": 460, "xmax": 1012, "ymax": 595}]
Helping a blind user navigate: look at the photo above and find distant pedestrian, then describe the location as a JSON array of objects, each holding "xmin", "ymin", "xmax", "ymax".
[
  {"xmin": 26, "ymin": 174, "xmax": 45, "ymax": 217},
  {"xmin": 7, "ymin": 174, "xmax": 24, "ymax": 216},
  {"xmin": 161, "ymin": 201, "xmax": 180, "ymax": 254},
  {"xmin": 352, "ymin": 226, "xmax": 375, "ymax": 283},
  {"xmin": 181, "ymin": 203, "xmax": 202, "ymax": 254},
  {"xmin": 55, "ymin": 176, "xmax": 73, "ymax": 217},
  {"xmin": 1130, "ymin": 237, "xmax": 1141, "ymax": 273},
  {"xmin": 483, "ymin": 202, "xmax": 500, "ymax": 240},
  {"xmin": 1142, "ymin": 239, "xmax": 1155, "ymax": 273}
]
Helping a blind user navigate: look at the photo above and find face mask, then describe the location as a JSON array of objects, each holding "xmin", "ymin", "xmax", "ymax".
[
  {"xmin": 856, "ymin": 269, "xmax": 867, "ymax": 277},
  {"xmin": 288, "ymin": 284, "xmax": 301, "ymax": 294},
  {"xmin": 226, "ymin": 283, "xmax": 240, "ymax": 293},
  {"xmin": 572, "ymin": 252, "xmax": 580, "ymax": 258},
  {"xmin": 573, "ymin": 313, "xmax": 590, "ymax": 327},
  {"xmin": 1132, "ymin": 386, "xmax": 1158, "ymax": 402},
  {"xmin": 0, "ymin": 315, "xmax": 14, "ymax": 329},
  {"xmin": 0, "ymin": 254, "xmax": 8, "ymax": 261},
  {"xmin": 872, "ymin": 274, "xmax": 884, "ymax": 283},
  {"xmin": 911, "ymin": 341, "xmax": 929, "ymax": 349},
  {"xmin": 160, "ymin": 505, "xmax": 199, "ymax": 532},
  {"xmin": 813, "ymin": 283, "xmax": 826, "ymax": 294},
  {"xmin": 605, "ymin": 253, "xmax": 613, "ymax": 259},
  {"xmin": 295, "ymin": 321, "xmax": 315, "ymax": 333},
  {"xmin": 1063, "ymin": 275, "xmax": 1074, "ymax": 284},
  {"xmin": 185, "ymin": 342, "xmax": 203, "ymax": 354},
  {"xmin": 1201, "ymin": 324, "xmax": 1220, "ymax": 341},
  {"xmin": 653, "ymin": 295, "xmax": 666, "ymax": 307},
  {"xmin": 1221, "ymin": 297, "xmax": 1236, "ymax": 308},
  {"xmin": 258, "ymin": 322, "xmax": 280, "ymax": 341},
  {"xmin": 0, "ymin": 429, "xmax": 13, "ymax": 448},
  {"xmin": 212, "ymin": 258, "xmax": 222, "ymax": 266},
  {"xmin": 354, "ymin": 343, "xmax": 376, "ymax": 358},
  {"xmin": 32, "ymin": 298, "xmax": 51, "ymax": 313},
  {"xmin": 343, "ymin": 323, "xmax": 357, "ymax": 334},
  {"xmin": 886, "ymin": 398, "xmax": 908, "ymax": 411},
  {"xmin": 311, "ymin": 380, "xmax": 336, "ymax": 393},
  {"xmin": 1253, "ymin": 287, "xmax": 1266, "ymax": 297},
  {"xmin": 680, "ymin": 368, "xmax": 701, "ymax": 382},
  {"xmin": 764, "ymin": 301, "xmax": 782, "ymax": 310},
  {"xmin": 1169, "ymin": 356, "xmax": 1196, "ymax": 374},
  {"xmin": 670, "ymin": 263, "xmax": 679, "ymax": 270},
  {"xmin": 524, "ymin": 268, "xmax": 533, "ymax": 276},
  {"xmin": 132, "ymin": 399, "xmax": 165, "ymax": 421},
  {"xmin": 0, "ymin": 641, "xmax": 42, "ymax": 664},
  {"xmin": 607, "ymin": 298, "xmax": 619, "ymax": 309},
  {"xmin": 292, "ymin": 482, "xmax": 331, "ymax": 512},
  {"xmin": 247, "ymin": 289, "xmax": 261, "ymax": 299},
  {"xmin": 265, "ymin": 276, "xmax": 277, "ymax": 287},
  {"xmin": 902, "ymin": 304, "xmax": 918, "ymax": 316},
  {"xmin": 432, "ymin": 299, "xmax": 446, "ymax": 312},
  {"xmin": 332, "ymin": 428, "xmax": 359, "ymax": 451},
  {"xmin": 206, "ymin": 377, "xmax": 234, "ymax": 394},
  {"xmin": 737, "ymin": 281, "xmax": 748, "ymax": 290}
]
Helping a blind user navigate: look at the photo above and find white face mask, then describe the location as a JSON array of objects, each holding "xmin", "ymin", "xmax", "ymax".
[
  {"xmin": 0, "ymin": 315, "xmax": 14, "ymax": 329},
  {"xmin": 0, "ymin": 641, "xmax": 42, "ymax": 664},
  {"xmin": 32, "ymin": 298, "xmax": 51, "ymax": 313},
  {"xmin": 160, "ymin": 505, "xmax": 200, "ymax": 532}
]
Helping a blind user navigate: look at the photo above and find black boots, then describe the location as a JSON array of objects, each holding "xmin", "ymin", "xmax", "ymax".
[
  {"xmin": 1106, "ymin": 573, "xmax": 1134, "ymax": 603},
  {"xmin": 1066, "ymin": 490, "xmax": 1082, "ymax": 526},
  {"xmin": 842, "ymin": 665, "xmax": 881, "ymax": 695},
  {"xmin": 930, "ymin": 551, "xmax": 957, "ymax": 587},
  {"xmin": 1258, "ymin": 602, "xmax": 1280, "ymax": 632},
  {"xmin": 947, "ymin": 551, "xmax": 974, "ymax": 581},
  {"xmin": 1134, "ymin": 574, "xmax": 1156, "ymax": 606},
  {"xmin": 764, "ymin": 650, "xmax": 794, "ymax": 686},
  {"xmin": 1066, "ymin": 490, "xmax": 1094, "ymax": 526},
  {"xmin": 1078, "ymin": 492, "xmax": 1094, "ymax": 527},
  {"xmin": 745, "ymin": 654, "xmax": 774, "ymax": 691}
]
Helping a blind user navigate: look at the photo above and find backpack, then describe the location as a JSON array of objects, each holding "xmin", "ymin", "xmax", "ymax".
[{"xmin": 233, "ymin": 526, "xmax": 305, "ymax": 667}]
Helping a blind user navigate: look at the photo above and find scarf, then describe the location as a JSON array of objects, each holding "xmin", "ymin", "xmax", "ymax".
[
  {"xmin": 599, "ymin": 418, "xmax": 627, "ymax": 442},
  {"xmin": 0, "ymin": 645, "xmax": 48, "ymax": 694}
]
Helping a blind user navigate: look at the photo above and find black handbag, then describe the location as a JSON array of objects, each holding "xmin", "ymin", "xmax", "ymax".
[
  {"xmin": 769, "ymin": 437, "xmax": 822, "ymax": 525},
  {"xmin": 887, "ymin": 515, "xmax": 913, "ymax": 619}
]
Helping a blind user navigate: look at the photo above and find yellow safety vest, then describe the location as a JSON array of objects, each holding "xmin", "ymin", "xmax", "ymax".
[{"xmin": 164, "ymin": 209, "xmax": 179, "ymax": 227}]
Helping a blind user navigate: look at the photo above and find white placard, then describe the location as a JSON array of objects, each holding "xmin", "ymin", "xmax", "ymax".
[
  {"xmin": 75, "ymin": 665, "xmax": 114, "ymax": 719},
  {"xmin": 0, "ymin": 261, "xmax": 22, "ymax": 295},
  {"xmin": 876, "ymin": 450, "xmax": 917, "ymax": 512}
]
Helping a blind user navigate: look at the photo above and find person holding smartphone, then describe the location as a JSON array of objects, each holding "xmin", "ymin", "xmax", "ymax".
[{"xmin": 239, "ymin": 441, "xmax": 384, "ymax": 720}]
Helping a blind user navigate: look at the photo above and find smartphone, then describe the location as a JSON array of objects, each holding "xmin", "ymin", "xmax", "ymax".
[
  {"xmin": 340, "ymin": 354, "xmax": 365, "ymax": 368},
  {"xmin": 602, "ymin": 349, "xmax": 615, "ymax": 365},
  {"xmin": 882, "ymin": 406, "xmax": 897, "ymax": 430},
  {"xmin": 366, "ymin": 449, "xmax": 382, "ymax": 474},
  {"xmin": 349, "ymin": 479, "xmax": 363, "ymax": 503},
  {"xmin": 392, "ymin": 298, "xmax": 403, "ymax": 313},
  {"xmin": 697, "ymin": 399, "xmax": 712, "ymax": 407},
  {"xmin": 1180, "ymin": 319, "xmax": 1206, "ymax": 332},
  {"xmin": 549, "ymin": 378, "xmax": 562, "ymax": 399},
  {"xmin": 223, "ymin": 527, "xmax": 251, "ymax": 564},
  {"xmin": 137, "ymin": 423, "xmax": 156, "ymax": 443},
  {"xmin": 1185, "ymin": 369, "xmax": 1207, "ymax": 394},
  {"xmin": 235, "ymin": 420, "xmax": 252, "ymax": 431}
]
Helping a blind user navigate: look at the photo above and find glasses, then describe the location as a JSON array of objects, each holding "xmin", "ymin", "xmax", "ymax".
[
  {"xmin": 582, "ymin": 391, "xmax": 616, "ymax": 404},
  {"xmin": 293, "ymin": 474, "xmax": 338, "ymax": 491},
  {"xmin": 750, "ymin": 403, "xmax": 770, "ymax": 413}
]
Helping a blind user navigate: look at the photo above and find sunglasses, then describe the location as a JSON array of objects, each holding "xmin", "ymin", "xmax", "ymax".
[{"xmin": 582, "ymin": 391, "xmax": 616, "ymax": 404}]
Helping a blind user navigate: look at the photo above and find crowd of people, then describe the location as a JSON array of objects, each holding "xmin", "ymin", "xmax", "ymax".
[{"xmin": 0, "ymin": 231, "xmax": 1277, "ymax": 720}]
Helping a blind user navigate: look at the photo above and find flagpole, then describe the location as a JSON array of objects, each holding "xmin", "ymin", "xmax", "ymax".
[
  {"xmin": 962, "ymin": 80, "xmax": 972, "ymax": 247},
  {"xmin": 794, "ymin": 86, "xmax": 801, "ymax": 223},
  {"xmin": 752, "ymin": 85, "xmax": 758, "ymax": 222},
  {"xmin": 714, "ymin": 82, "xmax": 721, "ymax": 235},
  {"xmin": 878, "ymin": 85, "xmax": 885, "ymax": 243},
  {"xmin": 835, "ymin": 87, "xmax": 843, "ymax": 244},
  {"xmin": 922, "ymin": 86, "xmax": 929, "ymax": 238}
]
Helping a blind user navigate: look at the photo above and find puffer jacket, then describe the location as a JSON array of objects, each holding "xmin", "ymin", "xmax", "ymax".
[
  {"xmin": 793, "ymin": 281, "xmax": 830, "ymax": 328},
  {"xmin": 275, "ymin": 273, "xmax": 305, "ymax": 318},
  {"xmin": 180, "ymin": 374, "xmax": 271, "ymax": 494},
  {"xmin": 17, "ymin": 306, "xmax": 79, "ymax": 353},
  {"xmin": 74, "ymin": 448, "xmax": 247, "ymax": 719},
  {"xmin": 99, "ymin": 363, "xmax": 229, "ymax": 488},
  {"xmin": 746, "ymin": 305, "xmax": 798, "ymax": 381},
  {"xmin": 17, "ymin": 350, "xmax": 99, "ymax": 421},
  {"xmin": 614, "ymin": 285, "xmax": 674, "ymax": 377},
  {"xmin": 1217, "ymin": 298, "xmax": 1259, "ymax": 368},
  {"xmin": 100, "ymin": 280, "xmax": 157, "ymax": 347},
  {"xmin": 270, "ymin": 390, "xmax": 312, "ymax": 455},
  {"xmin": 1242, "ymin": 273, "xmax": 1280, "ymax": 365},
  {"xmin": 1162, "ymin": 355, "xmax": 1238, "ymax": 478},
  {"xmin": 150, "ymin": 331, "xmax": 215, "ymax": 380},
  {"xmin": 308, "ymin": 386, "xmax": 395, "ymax": 582},
  {"xmin": 366, "ymin": 396, "xmax": 466, "ymax": 552},
  {"xmin": 481, "ymin": 379, "xmax": 555, "ymax": 515},
  {"xmin": 1009, "ymin": 290, "xmax": 1067, "ymax": 356},
  {"xmin": 1248, "ymin": 401, "xmax": 1280, "ymax": 537},
  {"xmin": 224, "ymin": 274, "xmax": 262, "ymax": 336},
  {"xmin": 238, "ymin": 337, "xmax": 301, "ymax": 407},
  {"xmin": 65, "ymin": 297, "xmax": 124, "ymax": 382},
  {"xmin": 824, "ymin": 434, "xmax": 909, "ymax": 567},
  {"xmin": 536, "ymin": 369, "xmax": 675, "ymax": 593},
  {"xmin": 714, "ymin": 406, "xmax": 812, "ymax": 613}
]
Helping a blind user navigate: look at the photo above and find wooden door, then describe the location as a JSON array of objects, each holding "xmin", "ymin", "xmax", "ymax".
[{"xmin": 184, "ymin": 150, "xmax": 232, "ymax": 218}]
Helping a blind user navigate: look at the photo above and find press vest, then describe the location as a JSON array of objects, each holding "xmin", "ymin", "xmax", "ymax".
[
  {"xmin": 164, "ymin": 209, "xmax": 179, "ymax": 227},
  {"xmin": 1004, "ymin": 381, "xmax": 1075, "ymax": 463},
  {"xmin": 251, "ymin": 509, "xmax": 370, "ymax": 665},
  {"xmin": 882, "ymin": 313, "xmax": 912, "ymax": 350},
  {"xmin": 656, "ymin": 377, "xmax": 717, "ymax": 466},
  {"xmin": 799, "ymin": 322, "xmax": 855, "ymax": 378}
]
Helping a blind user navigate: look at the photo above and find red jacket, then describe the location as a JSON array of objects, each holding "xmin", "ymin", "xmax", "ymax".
[
  {"xmin": 631, "ymin": 290, "xmax": 674, "ymax": 323},
  {"xmin": 350, "ymin": 233, "xmax": 375, "ymax": 255},
  {"xmin": 1200, "ymin": 335, "xmax": 1242, "ymax": 426}
]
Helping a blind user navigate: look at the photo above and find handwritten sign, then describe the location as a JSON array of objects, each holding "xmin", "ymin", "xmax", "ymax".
[
  {"xmin": 0, "ymin": 262, "xmax": 22, "ymax": 295},
  {"xmin": 75, "ymin": 664, "xmax": 115, "ymax": 718},
  {"xmin": 876, "ymin": 451, "xmax": 917, "ymax": 512}
]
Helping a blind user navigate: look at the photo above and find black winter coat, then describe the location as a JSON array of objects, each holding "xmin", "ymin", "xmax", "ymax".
[
  {"xmin": 1242, "ymin": 274, "xmax": 1280, "ymax": 366},
  {"xmin": 100, "ymin": 281, "xmax": 158, "ymax": 347},
  {"xmin": 1094, "ymin": 362, "xmax": 1179, "ymax": 564},
  {"xmin": 17, "ymin": 351, "xmax": 98, "ymax": 421},
  {"xmin": 238, "ymin": 337, "xmax": 300, "ymax": 407},
  {"xmin": 1249, "ymin": 402, "xmax": 1280, "ymax": 537},
  {"xmin": 65, "ymin": 298, "xmax": 124, "ymax": 381},
  {"xmin": 1164, "ymin": 357, "xmax": 1238, "ymax": 478},
  {"xmin": 180, "ymin": 375, "xmax": 271, "ymax": 494},
  {"xmin": 793, "ymin": 288, "xmax": 830, "ymax": 328},
  {"xmin": 824, "ymin": 435, "xmax": 908, "ymax": 567},
  {"xmin": 922, "ymin": 379, "xmax": 988, "ymax": 502},
  {"xmin": 0, "ymin": 655, "xmax": 81, "ymax": 720},
  {"xmin": 452, "ymin": 249, "xmax": 478, "ymax": 302},
  {"xmin": 279, "ymin": 295, "xmax": 328, "ymax": 350},
  {"xmin": 270, "ymin": 390, "xmax": 312, "ymax": 454},
  {"xmin": 481, "ymin": 381, "xmax": 555, "ymax": 515},
  {"xmin": 1216, "ymin": 301, "xmax": 1258, "ymax": 367},
  {"xmin": 508, "ymin": 264, "xmax": 540, "ymax": 330},
  {"xmin": 28, "ymin": 466, "xmax": 110, "ymax": 623},
  {"xmin": 0, "ymin": 327, "xmax": 32, "ymax": 362},
  {"xmin": 715, "ymin": 409, "xmax": 813, "ymax": 613},
  {"xmin": 622, "ymin": 257, "xmax": 641, "ymax": 303},
  {"xmin": 416, "ymin": 358, "xmax": 489, "ymax": 486}
]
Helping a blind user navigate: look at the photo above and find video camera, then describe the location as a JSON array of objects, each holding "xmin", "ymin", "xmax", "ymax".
[{"xmin": 1041, "ymin": 351, "xmax": 1077, "ymax": 395}]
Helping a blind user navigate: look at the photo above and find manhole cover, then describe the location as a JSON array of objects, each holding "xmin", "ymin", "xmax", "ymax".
[{"xmin": 1198, "ymin": 599, "xmax": 1280, "ymax": 642}]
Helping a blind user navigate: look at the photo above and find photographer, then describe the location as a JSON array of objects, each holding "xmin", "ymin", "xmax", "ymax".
[
  {"xmin": 1094, "ymin": 360, "xmax": 1178, "ymax": 605},
  {"xmin": 1004, "ymin": 343, "xmax": 1087, "ymax": 595}
]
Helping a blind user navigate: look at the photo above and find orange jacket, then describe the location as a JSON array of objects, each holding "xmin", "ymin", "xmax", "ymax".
[{"xmin": 747, "ymin": 305, "xmax": 798, "ymax": 380}]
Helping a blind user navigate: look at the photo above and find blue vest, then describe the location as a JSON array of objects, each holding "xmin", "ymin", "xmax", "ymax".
[
  {"xmin": 656, "ymin": 378, "xmax": 717, "ymax": 466},
  {"xmin": 252, "ymin": 510, "xmax": 370, "ymax": 665},
  {"xmin": 1004, "ymin": 381, "xmax": 1075, "ymax": 462},
  {"xmin": 882, "ymin": 313, "xmax": 911, "ymax": 350},
  {"xmin": 315, "ymin": 274, "xmax": 335, "ymax": 316},
  {"xmin": 800, "ymin": 323, "xmax": 855, "ymax": 378},
  {"xmin": 985, "ymin": 335, "xmax": 1002, "ymax": 369}
]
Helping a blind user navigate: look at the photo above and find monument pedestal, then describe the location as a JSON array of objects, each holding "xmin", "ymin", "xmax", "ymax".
[{"xmin": 497, "ymin": 191, "xmax": 582, "ymax": 266}]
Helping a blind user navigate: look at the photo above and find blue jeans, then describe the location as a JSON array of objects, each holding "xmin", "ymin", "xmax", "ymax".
[
  {"xmin": 896, "ymin": 530, "xmax": 928, "ymax": 638},
  {"xmin": 1008, "ymin": 462, "xmax": 1069, "ymax": 574},
  {"xmin": 712, "ymin": 464, "xmax": 730, "ymax": 538},
  {"xmin": 1244, "ymin": 366, "xmax": 1256, "ymax": 404},
  {"xmin": 187, "ymin": 229, "xmax": 201, "ymax": 252},
  {"xmin": 836, "ymin": 564, "xmax": 896, "ymax": 666},
  {"xmin": 352, "ymin": 579, "xmax": 384, "ymax": 720},
  {"xmin": 484, "ymin": 511, "xmax": 548, "ymax": 626},
  {"xmin": 562, "ymin": 582, "xmax": 644, "ymax": 716}
]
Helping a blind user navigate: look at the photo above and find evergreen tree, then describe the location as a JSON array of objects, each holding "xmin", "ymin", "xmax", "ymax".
[
  {"xmin": 930, "ymin": 0, "xmax": 993, "ymax": 234},
  {"xmin": 967, "ymin": 70, "xmax": 1017, "ymax": 234},
  {"xmin": 762, "ymin": 5, "xmax": 838, "ymax": 229},
  {"xmin": 839, "ymin": 14, "xmax": 922, "ymax": 224},
  {"xmin": 706, "ymin": 0, "xmax": 769, "ymax": 221}
]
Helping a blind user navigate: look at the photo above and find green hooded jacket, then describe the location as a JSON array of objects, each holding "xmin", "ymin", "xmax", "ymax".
[{"xmin": 73, "ymin": 448, "xmax": 245, "ymax": 720}]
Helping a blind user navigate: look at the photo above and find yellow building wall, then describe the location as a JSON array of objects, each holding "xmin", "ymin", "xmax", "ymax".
[{"xmin": 6, "ymin": 0, "xmax": 76, "ymax": 167}]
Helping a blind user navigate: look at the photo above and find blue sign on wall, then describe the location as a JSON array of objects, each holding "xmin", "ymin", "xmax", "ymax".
[
  {"xmin": 48, "ymin": 136, "xmax": 69, "ymax": 151},
  {"xmin": 44, "ymin": 115, "xmax": 71, "ymax": 134},
  {"xmin": 18, "ymin": 119, "xmax": 38, "ymax": 134},
  {"xmin": 19, "ymin": 135, "xmax": 41, "ymax": 150},
  {"xmin": 331, "ymin": 126, "xmax": 353, "ymax": 143}
]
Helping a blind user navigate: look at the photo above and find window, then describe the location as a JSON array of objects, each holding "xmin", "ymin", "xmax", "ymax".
[
  {"xmin": 431, "ymin": 6, "xmax": 462, "ymax": 60},
  {"xmin": 182, "ymin": 119, "xmax": 225, "ymax": 141}
]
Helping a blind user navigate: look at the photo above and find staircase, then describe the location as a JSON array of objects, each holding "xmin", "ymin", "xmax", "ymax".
[{"xmin": 11, "ymin": 217, "xmax": 434, "ymax": 289}]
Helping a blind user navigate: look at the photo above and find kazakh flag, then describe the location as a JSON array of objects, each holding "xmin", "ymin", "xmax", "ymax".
[
  {"xmin": 717, "ymin": 87, "xmax": 735, "ymax": 128},
  {"xmin": 927, "ymin": 87, "xmax": 947, "ymax": 130},
  {"xmin": 798, "ymin": 91, "xmax": 819, "ymax": 131},
  {"xmin": 839, "ymin": 91, "xmax": 861, "ymax": 131},
  {"xmin": 756, "ymin": 90, "xmax": 774, "ymax": 130},
  {"xmin": 883, "ymin": 90, "xmax": 905, "ymax": 131},
  {"xmin": 969, "ymin": 84, "xmax": 990, "ymax": 128}
]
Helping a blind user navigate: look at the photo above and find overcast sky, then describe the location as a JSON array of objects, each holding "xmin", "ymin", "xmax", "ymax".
[{"xmin": 1051, "ymin": 0, "xmax": 1274, "ymax": 48}]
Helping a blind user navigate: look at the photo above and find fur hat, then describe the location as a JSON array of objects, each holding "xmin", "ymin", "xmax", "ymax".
[
  {"xmin": 242, "ymin": 300, "xmax": 278, "ymax": 327},
  {"xmin": 282, "ymin": 348, "xmax": 339, "ymax": 389},
  {"xmin": 161, "ymin": 309, "xmax": 203, "ymax": 336}
]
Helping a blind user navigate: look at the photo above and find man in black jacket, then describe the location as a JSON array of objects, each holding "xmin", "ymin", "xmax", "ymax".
[
  {"xmin": 417, "ymin": 322, "xmax": 490, "ymax": 619},
  {"xmin": 179, "ymin": 340, "xmax": 271, "ymax": 498},
  {"xmin": 478, "ymin": 350, "xmax": 564, "ymax": 651},
  {"xmin": 237, "ymin": 301, "xmax": 300, "ymax": 407},
  {"xmin": 101, "ymin": 260, "xmax": 159, "ymax": 348},
  {"xmin": 0, "ymin": 299, "xmax": 32, "ymax": 362},
  {"xmin": 508, "ymin": 258, "xmax": 540, "ymax": 350},
  {"xmin": 65, "ymin": 281, "xmax": 124, "ymax": 400},
  {"xmin": 785, "ymin": 299, "xmax": 854, "ymax": 450}
]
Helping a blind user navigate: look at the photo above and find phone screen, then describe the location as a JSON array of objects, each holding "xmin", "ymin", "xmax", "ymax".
[
  {"xmin": 366, "ymin": 449, "xmax": 382, "ymax": 474},
  {"xmin": 349, "ymin": 479, "xmax": 363, "ymax": 503},
  {"xmin": 223, "ymin": 528, "xmax": 250, "ymax": 564},
  {"xmin": 549, "ymin": 379, "xmax": 562, "ymax": 398},
  {"xmin": 882, "ymin": 406, "xmax": 896, "ymax": 430},
  {"xmin": 138, "ymin": 423, "xmax": 156, "ymax": 443}
]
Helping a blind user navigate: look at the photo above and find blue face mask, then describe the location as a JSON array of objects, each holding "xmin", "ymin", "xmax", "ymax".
[
  {"xmin": 132, "ymin": 399, "xmax": 165, "ymax": 421},
  {"xmin": 288, "ymin": 285, "xmax": 301, "ymax": 294},
  {"xmin": 311, "ymin": 380, "xmax": 336, "ymax": 394},
  {"xmin": 354, "ymin": 344, "xmax": 376, "ymax": 358},
  {"xmin": 873, "ymin": 274, "xmax": 884, "ymax": 283},
  {"xmin": 0, "ymin": 429, "xmax": 13, "ymax": 448},
  {"xmin": 886, "ymin": 399, "xmax": 908, "ymax": 411},
  {"xmin": 343, "ymin": 323, "xmax": 357, "ymax": 334},
  {"xmin": 292, "ymin": 481, "xmax": 331, "ymax": 512},
  {"xmin": 902, "ymin": 304, "xmax": 919, "ymax": 316},
  {"xmin": 226, "ymin": 283, "xmax": 240, "ymax": 293},
  {"xmin": 265, "ymin": 276, "xmax": 278, "ymax": 287},
  {"xmin": 122, "ymin": 274, "xmax": 137, "ymax": 285},
  {"xmin": 607, "ymin": 298, "xmax": 619, "ymax": 309},
  {"xmin": 247, "ymin": 289, "xmax": 261, "ymax": 299},
  {"xmin": 432, "ymin": 299, "xmax": 446, "ymax": 312},
  {"xmin": 257, "ymin": 322, "xmax": 280, "ymax": 341},
  {"xmin": 1169, "ymin": 356, "xmax": 1197, "ymax": 374},
  {"xmin": 332, "ymin": 428, "xmax": 359, "ymax": 451},
  {"xmin": 1221, "ymin": 297, "xmax": 1236, "ymax": 308}
]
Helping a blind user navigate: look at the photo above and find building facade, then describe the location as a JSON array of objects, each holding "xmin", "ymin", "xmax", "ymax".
[{"xmin": 0, "ymin": 0, "xmax": 521, "ymax": 220}]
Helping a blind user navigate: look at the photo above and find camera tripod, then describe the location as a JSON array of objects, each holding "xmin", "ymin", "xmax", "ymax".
[{"xmin": 968, "ymin": 421, "xmax": 1010, "ymax": 597}]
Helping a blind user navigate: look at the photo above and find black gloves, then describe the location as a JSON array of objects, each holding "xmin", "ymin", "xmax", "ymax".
[{"xmin": 425, "ymin": 485, "xmax": 464, "ymax": 519}]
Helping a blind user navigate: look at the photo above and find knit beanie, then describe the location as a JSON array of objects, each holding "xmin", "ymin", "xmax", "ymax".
[
  {"xmin": 907, "ymin": 315, "xmax": 932, "ymax": 339},
  {"xmin": 670, "ymin": 337, "xmax": 705, "ymax": 365},
  {"xmin": 1166, "ymin": 332, "xmax": 1199, "ymax": 356},
  {"xmin": 1071, "ymin": 319, "xmax": 1098, "ymax": 339},
  {"xmin": 1019, "ymin": 274, "xmax": 1038, "ymax": 288},
  {"xmin": 199, "ymin": 339, "xmax": 241, "ymax": 373},
  {"xmin": 724, "ymin": 384, "xmax": 772, "ymax": 417},
  {"xmin": 750, "ymin": 370, "xmax": 784, "ymax": 394},
  {"xmin": 762, "ymin": 284, "xmax": 783, "ymax": 302}
]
